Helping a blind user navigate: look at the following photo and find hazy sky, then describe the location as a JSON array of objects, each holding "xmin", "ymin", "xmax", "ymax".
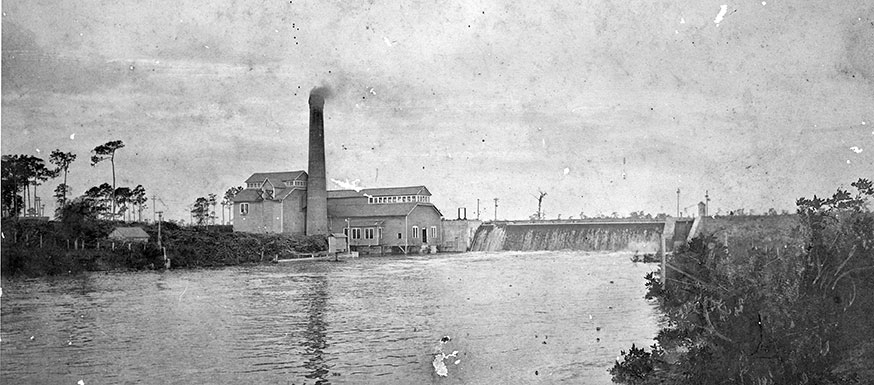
[{"xmin": 2, "ymin": 0, "xmax": 872, "ymax": 221}]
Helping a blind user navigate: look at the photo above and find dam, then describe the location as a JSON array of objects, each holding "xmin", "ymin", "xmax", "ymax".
[{"xmin": 470, "ymin": 218, "xmax": 695, "ymax": 253}]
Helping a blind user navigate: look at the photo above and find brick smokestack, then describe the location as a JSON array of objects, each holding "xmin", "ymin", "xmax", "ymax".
[{"xmin": 306, "ymin": 88, "xmax": 329, "ymax": 235}]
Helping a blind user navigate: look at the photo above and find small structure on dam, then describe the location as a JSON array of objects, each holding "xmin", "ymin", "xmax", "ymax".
[{"xmin": 470, "ymin": 218, "xmax": 695, "ymax": 253}]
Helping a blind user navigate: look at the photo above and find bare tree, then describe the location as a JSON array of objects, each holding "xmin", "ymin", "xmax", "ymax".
[{"xmin": 534, "ymin": 190, "xmax": 548, "ymax": 220}]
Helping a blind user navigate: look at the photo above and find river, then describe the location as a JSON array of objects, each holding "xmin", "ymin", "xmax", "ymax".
[{"xmin": 1, "ymin": 251, "xmax": 660, "ymax": 384}]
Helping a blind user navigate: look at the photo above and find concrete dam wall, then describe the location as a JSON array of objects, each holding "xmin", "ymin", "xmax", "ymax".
[{"xmin": 470, "ymin": 219, "xmax": 694, "ymax": 252}]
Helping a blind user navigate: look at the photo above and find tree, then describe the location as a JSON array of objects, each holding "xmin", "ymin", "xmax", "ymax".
[
  {"xmin": 628, "ymin": 211, "xmax": 653, "ymax": 219},
  {"xmin": 49, "ymin": 149, "xmax": 77, "ymax": 207},
  {"xmin": 1, "ymin": 154, "xmax": 54, "ymax": 217},
  {"xmin": 114, "ymin": 187, "xmax": 132, "ymax": 221},
  {"xmin": 191, "ymin": 197, "xmax": 210, "ymax": 226},
  {"xmin": 83, "ymin": 183, "xmax": 114, "ymax": 219},
  {"xmin": 208, "ymin": 193, "xmax": 218, "ymax": 225},
  {"xmin": 130, "ymin": 185, "xmax": 147, "ymax": 222},
  {"xmin": 1, "ymin": 155, "xmax": 27, "ymax": 217},
  {"xmin": 90, "ymin": 140, "xmax": 125, "ymax": 218},
  {"xmin": 223, "ymin": 186, "xmax": 243, "ymax": 225}
]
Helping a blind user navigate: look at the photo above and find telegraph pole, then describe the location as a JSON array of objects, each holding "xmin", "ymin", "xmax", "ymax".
[
  {"xmin": 676, "ymin": 188, "xmax": 681, "ymax": 218},
  {"xmin": 156, "ymin": 211, "xmax": 163, "ymax": 248},
  {"xmin": 152, "ymin": 194, "xmax": 157, "ymax": 223},
  {"xmin": 493, "ymin": 198, "xmax": 499, "ymax": 221},
  {"xmin": 705, "ymin": 190, "xmax": 710, "ymax": 216},
  {"xmin": 476, "ymin": 199, "xmax": 480, "ymax": 220}
]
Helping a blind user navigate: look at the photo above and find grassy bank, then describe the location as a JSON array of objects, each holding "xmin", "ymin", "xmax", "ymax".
[{"xmin": 1, "ymin": 219, "xmax": 326, "ymax": 276}]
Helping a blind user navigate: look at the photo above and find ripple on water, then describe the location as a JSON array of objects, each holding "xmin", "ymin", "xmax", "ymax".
[{"xmin": 1, "ymin": 251, "xmax": 659, "ymax": 384}]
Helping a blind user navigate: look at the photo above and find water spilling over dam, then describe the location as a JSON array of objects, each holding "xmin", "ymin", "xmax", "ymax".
[{"xmin": 470, "ymin": 219, "xmax": 695, "ymax": 252}]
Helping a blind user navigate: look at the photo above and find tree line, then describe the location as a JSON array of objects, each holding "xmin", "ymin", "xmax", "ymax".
[
  {"xmin": 2, "ymin": 140, "xmax": 144, "ymax": 221},
  {"xmin": 189, "ymin": 187, "xmax": 243, "ymax": 226}
]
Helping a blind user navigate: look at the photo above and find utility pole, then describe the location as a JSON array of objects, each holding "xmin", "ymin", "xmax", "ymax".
[
  {"xmin": 493, "ymin": 198, "xmax": 499, "ymax": 221},
  {"xmin": 476, "ymin": 199, "xmax": 480, "ymax": 220},
  {"xmin": 676, "ymin": 188, "xmax": 681, "ymax": 218},
  {"xmin": 152, "ymin": 194, "xmax": 157, "ymax": 223},
  {"xmin": 157, "ymin": 211, "xmax": 163, "ymax": 248},
  {"xmin": 705, "ymin": 190, "xmax": 710, "ymax": 217}
]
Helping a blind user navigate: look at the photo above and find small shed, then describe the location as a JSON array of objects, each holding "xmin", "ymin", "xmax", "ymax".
[
  {"xmin": 108, "ymin": 227, "xmax": 150, "ymax": 242},
  {"xmin": 327, "ymin": 233, "xmax": 348, "ymax": 253}
]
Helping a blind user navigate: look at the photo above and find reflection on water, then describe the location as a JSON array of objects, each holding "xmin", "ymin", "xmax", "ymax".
[
  {"xmin": 302, "ymin": 275, "xmax": 330, "ymax": 384},
  {"xmin": 1, "ymin": 251, "xmax": 661, "ymax": 384}
]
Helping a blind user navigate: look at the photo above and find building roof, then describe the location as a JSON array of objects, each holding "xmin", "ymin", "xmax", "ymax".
[
  {"xmin": 328, "ymin": 186, "xmax": 431, "ymax": 199},
  {"xmin": 233, "ymin": 189, "xmax": 265, "ymax": 202},
  {"xmin": 233, "ymin": 187, "xmax": 302, "ymax": 203},
  {"xmin": 245, "ymin": 171, "xmax": 307, "ymax": 185},
  {"xmin": 108, "ymin": 227, "xmax": 150, "ymax": 239},
  {"xmin": 328, "ymin": 202, "xmax": 441, "ymax": 218}
]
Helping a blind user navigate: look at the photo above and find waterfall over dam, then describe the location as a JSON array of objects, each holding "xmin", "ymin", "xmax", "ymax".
[{"xmin": 470, "ymin": 219, "xmax": 695, "ymax": 252}]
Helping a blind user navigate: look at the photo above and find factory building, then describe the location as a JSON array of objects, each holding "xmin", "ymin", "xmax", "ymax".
[
  {"xmin": 327, "ymin": 186, "xmax": 442, "ymax": 254},
  {"xmin": 233, "ymin": 176, "xmax": 442, "ymax": 253},
  {"xmin": 232, "ymin": 171, "xmax": 308, "ymax": 234},
  {"xmin": 231, "ymin": 86, "xmax": 443, "ymax": 253}
]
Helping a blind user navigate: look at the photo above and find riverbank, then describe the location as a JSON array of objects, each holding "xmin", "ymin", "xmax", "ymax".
[{"xmin": 0, "ymin": 219, "xmax": 326, "ymax": 276}]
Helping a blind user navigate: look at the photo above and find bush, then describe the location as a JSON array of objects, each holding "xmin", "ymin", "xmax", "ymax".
[{"xmin": 612, "ymin": 179, "xmax": 874, "ymax": 384}]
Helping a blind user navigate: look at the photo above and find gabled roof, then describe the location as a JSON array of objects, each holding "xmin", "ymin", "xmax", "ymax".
[
  {"xmin": 245, "ymin": 171, "xmax": 307, "ymax": 185},
  {"xmin": 233, "ymin": 189, "xmax": 265, "ymax": 202},
  {"xmin": 328, "ymin": 202, "xmax": 442, "ymax": 218},
  {"xmin": 328, "ymin": 186, "xmax": 431, "ymax": 199},
  {"xmin": 108, "ymin": 227, "xmax": 150, "ymax": 239},
  {"xmin": 233, "ymin": 187, "xmax": 302, "ymax": 203},
  {"xmin": 275, "ymin": 187, "xmax": 302, "ymax": 200}
]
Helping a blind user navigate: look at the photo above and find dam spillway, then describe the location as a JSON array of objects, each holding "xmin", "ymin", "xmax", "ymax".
[{"xmin": 470, "ymin": 219, "xmax": 694, "ymax": 252}]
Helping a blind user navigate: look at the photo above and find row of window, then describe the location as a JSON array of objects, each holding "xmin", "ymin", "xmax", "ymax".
[
  {"xmin": 343, "ymin": 226, "xmax": 439, "ymax": 240},
  {"xmin": 345, "ymin": 227, "xmax": 381, "ymax": 240},
  {"xmin": 367, "ymin": 195, "xmax": 430, "ymax": 204},
  {"xmin": 246, "ymin": 180, "xmax": 306, "ymax": 189}
]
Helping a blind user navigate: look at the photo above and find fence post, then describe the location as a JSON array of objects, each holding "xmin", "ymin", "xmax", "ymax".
[{"xmin": 40, "ymin": 234, "xmax": 43, "ymax": 248}]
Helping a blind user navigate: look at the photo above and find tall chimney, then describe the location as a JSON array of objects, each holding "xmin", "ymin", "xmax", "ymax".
[{"xmin": 306, "ymin": 90, "xmax": 328, "ymax": 235}]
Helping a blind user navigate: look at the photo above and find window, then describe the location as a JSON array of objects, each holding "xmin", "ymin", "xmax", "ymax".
[
  {"xmin": 240, "ymin": 203, "xmax": 249, "ymax": 215},
  {"xmin": 397, "ymin": 232, "xmax": 403, "ymax": 239},
  {"xmin": 377, "ymin": 227, "xmax": 383, "ymax": 239},
  {"xmin": 352, "ymin": 228, "xmax": 361, "ymax": 239},
  {"xmin": 365, "ymin": 228, "xmax": 374, "ymax": 239},
  {"xmin": 412, "ymin": 226, "xmax": 419, "ymax": 239},
  {"xmin": 431, "ymin": 226, "xmax": 437, "ymax": 240}
]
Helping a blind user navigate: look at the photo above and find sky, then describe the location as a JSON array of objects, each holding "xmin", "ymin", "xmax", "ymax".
[{"xmin": 2, "ymin": 0, "xmax": 873, "ymax": 222}]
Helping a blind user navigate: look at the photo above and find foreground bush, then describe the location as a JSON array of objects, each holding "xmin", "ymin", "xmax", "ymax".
[{"xmin": 611, "ymin": 179, "xmax": 874, "ymax": 384}]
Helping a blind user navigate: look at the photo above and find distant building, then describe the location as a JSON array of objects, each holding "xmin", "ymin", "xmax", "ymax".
[
  {"xmin": 232, "ymin": 171, "xmax": 308, "ymax": 234},
  {"xmin": 327, "ymin": 186, "xmax": 442, "ymax": 254},
  {"xmin": 108, "ymin": 227, "xmax": 150, "ymax": 242}
]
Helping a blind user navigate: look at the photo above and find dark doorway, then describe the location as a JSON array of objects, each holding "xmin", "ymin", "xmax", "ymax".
[{"xmin": 422, "ymin": 228, "xmax": 428, "ymax": 243}]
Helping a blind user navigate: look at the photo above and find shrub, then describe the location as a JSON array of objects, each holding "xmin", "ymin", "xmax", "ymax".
[{"xmin": 612, "ymin": 179, "xmax": 874, "ymax": 384}]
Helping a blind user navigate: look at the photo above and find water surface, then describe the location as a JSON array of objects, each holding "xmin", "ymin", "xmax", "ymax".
[{"xmin": 1, "ymin": 251, "xmax": 660, "ymax": 384}]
